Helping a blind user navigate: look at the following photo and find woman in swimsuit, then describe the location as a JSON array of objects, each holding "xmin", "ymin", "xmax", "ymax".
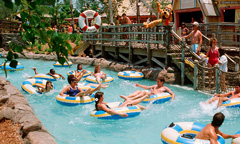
[
  {"xmin": 60, "ymin": 75, "xmax": 100, "ymax": 97},
  {"xmin": 95, "ymin": 92, "xmax": 147, "ymax": 118},
  {"xmin": 36, "ymin": 81, "xmax": 53, "ymax": 94},
  {"xmin": 92, "ymin": 65, "xmax": 107, "ymax": 84},
  {"xmin": 204, "ymin": 38, "xmax": 220, "ymax": 88},
  {"xmin": 74, "ymin": 64, "xmax": 87, "ymax": 81}
]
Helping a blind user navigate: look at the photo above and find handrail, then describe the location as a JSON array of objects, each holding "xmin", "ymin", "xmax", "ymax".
[
  {"xmin": 225, "ymin": 54, "xmax": 236, "ymax": 64},
  {"xmin": 171, "ymin": 30, "xmax": 202, "ymax": 61}
]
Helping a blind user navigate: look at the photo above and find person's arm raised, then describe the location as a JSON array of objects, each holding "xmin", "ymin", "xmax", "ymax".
[{"xmin": 135, "ymin": 83, "xmax": 153, "ymax": 90}]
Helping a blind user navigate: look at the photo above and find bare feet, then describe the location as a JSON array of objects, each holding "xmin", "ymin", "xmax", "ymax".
[
  {"xmin": 31, "ymin": 67, "xmax": 36, "ymax": 70},
  {"xmin": 96, "ymin": 84, "xmax": 101, "ymax": 91},
  {"xmin": 101, "ymin": 84, "xmax": 109, "ymax": 89},
  {"xmin": 120, "ymin": 95, "xmax": 128, "ymax": 100}
]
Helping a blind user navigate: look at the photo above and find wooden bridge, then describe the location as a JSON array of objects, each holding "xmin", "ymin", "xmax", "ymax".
[{"xmin": 83, "ymin": 22, "xmax": 240, "ymax": 94}]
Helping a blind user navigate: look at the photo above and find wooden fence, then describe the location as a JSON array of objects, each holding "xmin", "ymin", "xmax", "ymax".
[{"xmin": 0, "ymin": 20, "xmax": 21, "ymax": 33}]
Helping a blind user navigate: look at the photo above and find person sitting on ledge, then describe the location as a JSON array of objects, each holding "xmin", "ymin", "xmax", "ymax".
[
  {"xmin": 120, "ymin": 76, "xmax": 175, "ymax": 101},
  {"xmin": 195, "ymin": 112, "xmax": 240, "ymax": 143}
]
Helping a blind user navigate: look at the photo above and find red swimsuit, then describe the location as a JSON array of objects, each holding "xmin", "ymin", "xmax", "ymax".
[{"xmin": 208, "ymin": 48, "xmax": 218, "ymax": 66}]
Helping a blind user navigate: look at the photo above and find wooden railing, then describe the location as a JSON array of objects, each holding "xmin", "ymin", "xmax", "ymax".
[
  {"xmin": 0, "ymin": 20, "xmax": 22, "ymax": 33},
  {"xmin": 83, "ymin": 23, "xmax": 173, "ymax": 67}
]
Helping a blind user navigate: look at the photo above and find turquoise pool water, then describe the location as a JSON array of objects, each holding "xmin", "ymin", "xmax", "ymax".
[{"xmin": 1, "ymin": 58, "xmax": 240, "ymax": 144}]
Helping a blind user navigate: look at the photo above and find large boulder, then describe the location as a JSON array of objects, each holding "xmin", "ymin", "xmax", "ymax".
[{"xmin": 25, "ymin": 131, "xmax": 57, "ymax": 144}]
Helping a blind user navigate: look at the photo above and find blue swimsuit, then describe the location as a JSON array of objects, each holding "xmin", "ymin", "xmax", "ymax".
[{"xmin": 67, "ymin": 87, "xmax": 80, "ymax": 96}]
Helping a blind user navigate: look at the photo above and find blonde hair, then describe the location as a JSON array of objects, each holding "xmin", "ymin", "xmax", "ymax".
[{"xmin": 94, "ymin": 65, "xmax": 101, "ymax": 73}]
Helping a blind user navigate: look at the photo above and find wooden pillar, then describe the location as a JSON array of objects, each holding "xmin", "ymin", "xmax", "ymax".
[
  {"xmin": 181, "ymin": 39, "xmax": 185, "ymax": 85},
  {"xmin": 147, "ymin": 28, "xmax": 152, "ymax": 65},
  {"xmin": 114, "ymin": 27, "xmax": 118, "ymax": 61},
  {"xmin": 194, "ymin": 60, "xmax": 198, "ymax": 90},
  {"xmin": 215, "ymin": 66, "xmax": 220, "ymax": 94},
  {"xmin": 217, "ymin": 25, "xmax": 222, "ymax": 47},
  {"xmin": 101, "ymin": 27, "xmax": 106, "ymax": 58},
  {"xmin": 165, "ymin": 26, "xmax": 171, "ymax": 66},
  {"xmin": 128, "ymin": 25, "xmax": 133, "ymax": 64}
]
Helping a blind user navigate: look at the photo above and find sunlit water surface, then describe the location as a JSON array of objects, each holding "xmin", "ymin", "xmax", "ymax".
[{"xmin": 1, "ymin": 58, "xmax": 239, "ymax": 144}]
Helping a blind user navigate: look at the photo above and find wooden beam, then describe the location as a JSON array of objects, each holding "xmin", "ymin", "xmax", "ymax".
[
  {"xmin": 95, "ymin": 52, "xmax": 102, "ymax": 58},
  {"xmin": 119, "ymin": 54, "xmax": 129, "ymax": 63},
  {"xmin": 108, "ymin": 52, "xmax": 115, "ymax": 58},
  {"xmin": 134, "ymin": 58, "xmax": 148, "ymax": 65},
  {"xmin": 151, "ymin": 57, "xmax": 165, "ymax": 68}
]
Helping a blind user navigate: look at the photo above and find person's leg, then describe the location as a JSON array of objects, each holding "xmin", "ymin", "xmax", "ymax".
[
  {"xmin": 207, "ymin": 63, "xmax": 213, "ymax": 88},
  {"xmin": 31, "ymin": 67, "xmax": 38, "ymax": 75},
  {"xmin": 136, "ymin": 104, "xmax": 147, "ymax": 110},
  {"xmin": 120, "ymin": 90, "xmax": 143, "ymax": 99},
  {"xmin": 86, "ymin": 83, "xmax": 109, "ymax": 89},
  {"xmin": 126, "ymin": 94, "xmax": 148, "ymax": 105},
  {"xmin": 217, "ymin": 97, "xmax": 228, "ymax": 108}
]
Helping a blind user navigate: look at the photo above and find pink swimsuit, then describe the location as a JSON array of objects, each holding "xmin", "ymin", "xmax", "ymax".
[{"xmin": 208, "ymin": 48, "xmax": 218, "ymax": 66}]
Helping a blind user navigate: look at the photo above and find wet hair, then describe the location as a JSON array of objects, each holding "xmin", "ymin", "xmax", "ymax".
[
  {"xmin": 209, "ymin": 38, "xmax": 217, "ymax": 47},
  {"xmin": 77, "ymin": 64, "xmax": 82, "ymax": 70},
  {"xmin": 50, "ymin": 69, "xmax": 55, "ymax": 73},
  {"xmin": 211, "ymin": 112, "xmax": 225, "ymax": 127},
  {"xmin": 45, "ymin": 81, "xmax": 52, "ymax": 89},
  {"xmin": 95, "ymin": 92, "xmax": 104, "ymax": 110},
  {"xmin": 157, "ymin": 76, "xmax": 165, "ymax": 83},
  {"xmin": 94, "ymin": 65, "xmax": 100, "ymax": 73},
  {"xmin": 122, "ymin": 13, "xmax": 126, "ymax": 17},
  {"xmin": 218, "ymin": 48, "xmax": 225, "ymax": 56},
  {"xmin": 67, "ymin": 75, "xmax": 76, "ymax": 84}
]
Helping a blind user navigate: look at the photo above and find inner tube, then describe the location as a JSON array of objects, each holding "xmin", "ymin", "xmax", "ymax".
[
  {"xmin": 185, "ymin": 53, "xmax": 208, "ymax": 68},
  {"xmin": 222, "ymin": 98, "xmax": 240, "ymax": 108},
  {"xmin": 67, "ymin": 70, "xmax": 92, "ymax": 78},
  {"xmin": 33, "ymin": 74, "xmax": 60, "ymax": 81},
  {"xmin": 142, "ymin": 92, "xmax": 172, "ymax": 104},
  {"xmin": 85, "ymin": 75, "xmax": 114, "ymax": 83},
  {"xmin": 232, "ymin": 130, "xmax": 240, "ymax": 144},
  {"xmin": 62, "ymin": 83, "xmax": 96, "ymax": 92},
  {"xmin": 161, "ymin": 122, "xmax": 225, "ymax": 144},
  {"xmin": 118, "ymin": 71, "xmax": 144, "ymax": 80},
  {"xmin": 53, "ymin": 61, "xmax": 73, "ymax": 67},
  {"xmin": 90, "ymin": 102, "xmax": 141, "ymax": 119},
  {"xmin": 21, "ymin": 79, "xmax": 54, "ymax": 94},
  {"xmin": 56, "ymin": 93, "xmax": 95, "ymax": 106},
  {"xmin": 0, "ymin": 62, "xmax": 24, "ymax": 71}
]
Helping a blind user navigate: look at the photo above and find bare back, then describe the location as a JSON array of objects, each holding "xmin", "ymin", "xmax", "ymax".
[
  {"xmin": 230, "ymin": 91, "xmax": 240, "ymax": 99},
  {"xmin": 195, "ymin": 124, "xmax": 218, "ymax": 143},
  {"xmin": 122, "ymin": 17, "xmax": 131, "ymax": 25}
]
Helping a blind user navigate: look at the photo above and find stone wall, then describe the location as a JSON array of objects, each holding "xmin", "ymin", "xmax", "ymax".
[
  {"xmin": 0, "ymin": 33, "xmax": 24, "ymax": 50},
  {"xmin": 0, "ymin": 77, "xmax": 57, "ymax": 144},
  {"xmin": 1, "ymin": 51, "xmax": 181, "ymax": 84}
]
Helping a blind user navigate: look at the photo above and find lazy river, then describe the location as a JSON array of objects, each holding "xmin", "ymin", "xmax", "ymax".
[{"xmin": 1, "ymin": 58, "xmax": 239, "ymax": 144}]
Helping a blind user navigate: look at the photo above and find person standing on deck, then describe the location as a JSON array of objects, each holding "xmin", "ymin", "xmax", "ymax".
[
  {"xmin": 180, "ymin": 21, "xmax": 202, "ymax": 56},
  {"xmin": 122, "ymin": 13, "xmax": 132, "ymax": 46}
]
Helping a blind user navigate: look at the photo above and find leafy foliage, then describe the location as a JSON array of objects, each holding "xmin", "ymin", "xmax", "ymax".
[{"xmin": 2, "ymin": 0, "xmax": 73, "ymax": 77}]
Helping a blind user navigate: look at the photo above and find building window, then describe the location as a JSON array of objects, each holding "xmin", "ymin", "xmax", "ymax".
[{"xmin": 223, "ymin": 9, "xmax": 235, "ymax": 22}]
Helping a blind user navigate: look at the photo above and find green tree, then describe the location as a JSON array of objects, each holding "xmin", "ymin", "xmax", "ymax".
[{"xmin": 2, "ymin": 0, "xmax": 72, "ymax": 77}]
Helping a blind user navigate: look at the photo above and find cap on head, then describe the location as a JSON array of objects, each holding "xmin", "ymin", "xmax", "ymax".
[
  {"xmin": 192, "ymin": 21, "xmax": 199, "ymax": 27},
  {"xmin": 181, "ymin": 22, "xmax": 185, "ymax": 25}
]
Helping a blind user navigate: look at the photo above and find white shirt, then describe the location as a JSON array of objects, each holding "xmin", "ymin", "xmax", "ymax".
[{"xmin": 219, "ymin": 55, "xmax": 228, "ymax": 72}]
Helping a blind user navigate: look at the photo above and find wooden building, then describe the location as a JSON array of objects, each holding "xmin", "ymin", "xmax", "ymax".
[{"xmin": 173, "ymin": 0, "xmax": 240, "ymax": 28}]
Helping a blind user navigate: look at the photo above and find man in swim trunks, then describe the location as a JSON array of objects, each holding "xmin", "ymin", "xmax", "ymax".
[
  {"xmin": 120, "ymin": 76, "xmax": 175, "ymax": 101},
  {"xmin": 180, "ymin": 21, "xmax": 202, "ymax": 56},
  {"xmin": 195, "ymin": 112, "xmax": 240, "ymax": 143},
  {"xmin": 204, "ymin": 83, "xmax": 240, "ymax": 108}
]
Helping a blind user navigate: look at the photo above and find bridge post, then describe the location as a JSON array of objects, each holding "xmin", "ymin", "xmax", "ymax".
[
  {"xmin": 181, "ymin": 39, "xmax": 185, "ymax": 85},
  {"xmin": 165, "ymin": 26, "xmax": 171, "ymax": 66},
  {"xmin": 101, "ymin": 27, "xmax": 106, "ymax": 58},
  {"xmin": 128, "ymin": 25, "xmax": 133, "ymax": 64},
  {"xmin": 194, "ymin": 60, "xmax": 198, "ymax": 90},
  {"xmin": 114, "ymin": 27, "xmax": 119, "ymax": 61},
  {"xmin": 215, "ymin": 66, "xmax": 220, "ymax": 94},
  {"xmin": 147, "ymin": 28, "xmax": 152, "ymax": 66}
]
